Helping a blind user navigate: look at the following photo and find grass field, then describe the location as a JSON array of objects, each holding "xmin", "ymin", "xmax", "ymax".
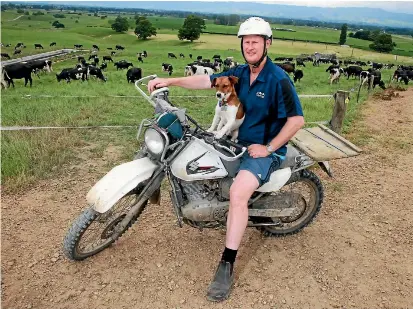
[{"xmin": 1, "ymin": 8, "xmax": 412, "ymax": 191}]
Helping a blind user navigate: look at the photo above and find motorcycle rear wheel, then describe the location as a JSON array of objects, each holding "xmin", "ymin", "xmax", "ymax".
[
  {"xmin": 254, "ymin": 169, "xmax": 323, "ymax": 237},
  {"xmin": 63, "ymin": 192, "xmax": 147, "ymax": 261}
]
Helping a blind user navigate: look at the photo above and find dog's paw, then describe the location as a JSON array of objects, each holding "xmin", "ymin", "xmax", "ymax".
[{"xmin": 214, "ymin": 132, "xmax": 224, "ymax": 139}]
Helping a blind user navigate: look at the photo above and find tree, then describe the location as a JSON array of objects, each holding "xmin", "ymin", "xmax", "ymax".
[
  {"xmin": 178, "ymin": 15, "xmax": 205, "ymax": 42},
  {"xmin": 339, "ymin": 23, "xmax": 348, "ymax": 45},
  {"xmin": 134, "ymin": 17, "xmax": 157, "ymax": 40},
  {"xmin": 111, "ymin": 15, "xmax": 129, "ymax": 32},
  {"xmin": 348, "ymin": 32, "xmax": 354, "ymax": 37},
  {"xmin": 369, "ymin": 33, "xmax": 394, "ymax": 53},
  {"xmin": 17, "ymin": 8, "xmax": 24, "ymax": 13}
]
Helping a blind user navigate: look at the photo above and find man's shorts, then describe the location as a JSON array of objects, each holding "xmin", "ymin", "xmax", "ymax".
[{"xmin": 238, "ymin": 152, "xmax": 283, "ymax": 186}]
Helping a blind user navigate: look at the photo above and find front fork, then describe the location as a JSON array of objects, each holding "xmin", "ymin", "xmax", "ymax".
[{"xmin": 111, "ymin": 165, "xmax": 165, "ymax": 239}]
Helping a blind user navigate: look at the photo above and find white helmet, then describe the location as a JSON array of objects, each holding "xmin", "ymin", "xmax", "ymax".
[{"xmin": 237, "ymin": 17, "xmax": 272, "ymax": 39}]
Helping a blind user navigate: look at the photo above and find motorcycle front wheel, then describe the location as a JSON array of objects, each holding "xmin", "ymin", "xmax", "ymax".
[{"xmin": 63, "ymin": 192, "xmax": 148, "ymax": 261}]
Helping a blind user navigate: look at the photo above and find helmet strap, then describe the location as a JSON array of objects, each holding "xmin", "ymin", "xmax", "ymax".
[{"xmin": 241, "ymin": 36, "xmax": 268, "ymax": 69}]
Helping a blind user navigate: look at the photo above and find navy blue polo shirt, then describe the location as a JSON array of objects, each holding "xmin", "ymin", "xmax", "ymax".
[{"xmin": 210, "ymin": 57, "xmax": 303, "ymax": 156}]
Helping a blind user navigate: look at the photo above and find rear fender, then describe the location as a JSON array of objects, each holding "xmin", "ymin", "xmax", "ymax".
[{"xmin": 86, "ymin": 157, "xmax": 158, "ymax": 213}]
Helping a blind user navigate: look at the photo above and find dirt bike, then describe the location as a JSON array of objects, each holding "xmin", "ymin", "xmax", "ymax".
[{"xmin": 63, "ymin": 74, "xmax": 335, "ymax": 261}]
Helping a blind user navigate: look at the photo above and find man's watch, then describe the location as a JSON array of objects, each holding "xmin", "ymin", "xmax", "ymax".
[{"xmin": 266, "ymin": 143, "xmax": 275, "ymax": 154}]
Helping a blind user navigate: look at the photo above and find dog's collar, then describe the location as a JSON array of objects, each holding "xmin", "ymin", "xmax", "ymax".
[{"xmin": 218, "ymin": 100, "xmax": 227, "ymax": 107}]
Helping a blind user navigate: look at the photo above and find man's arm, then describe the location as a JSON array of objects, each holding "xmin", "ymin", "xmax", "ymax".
[
  {"xmin": 267, "ymin": 115, "xmax": 304, "ymax": 152},
  {"xmin": 148, "ymin": 75, "xmax": 211, "ymax": 92}
]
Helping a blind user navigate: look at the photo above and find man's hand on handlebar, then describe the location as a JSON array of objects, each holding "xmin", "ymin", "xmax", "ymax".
[{"xmin": 148, "ymin": 78, "xmax": 170, "ymax": 93}]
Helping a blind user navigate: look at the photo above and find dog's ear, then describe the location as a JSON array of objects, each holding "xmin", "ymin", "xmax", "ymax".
[
  {"xmin": 211, "ymin": 77, "xmax": 217, "ymax": 88},
  {"xmin": 228, "ymin": 76, "xmax": 238, "ymax": 85}
]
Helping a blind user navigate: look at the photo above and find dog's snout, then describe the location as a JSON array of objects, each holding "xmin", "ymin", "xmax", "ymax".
[{"xmin": 216, "ymin": 92, "xmax": 222, "ymax": 98}]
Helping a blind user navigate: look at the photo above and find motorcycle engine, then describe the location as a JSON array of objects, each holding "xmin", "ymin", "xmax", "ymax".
[{"xmin": 179, "ymin": 178, "xmax": 232, "ymax": 222}]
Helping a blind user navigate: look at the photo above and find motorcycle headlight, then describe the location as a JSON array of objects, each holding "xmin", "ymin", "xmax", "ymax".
[{"xmin": 144, "ymin": 128, "xmax": 165, "ymax": 155}]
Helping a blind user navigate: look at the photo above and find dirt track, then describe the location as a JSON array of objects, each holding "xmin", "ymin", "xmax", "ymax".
[{"xmin": 2, "ymin": 88, "xmax": 413, "ymax": 309}]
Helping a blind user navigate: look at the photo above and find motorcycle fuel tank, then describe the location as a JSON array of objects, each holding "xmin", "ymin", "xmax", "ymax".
[{"xmin": 171, "ymin": 140, "xmax": 228, "ymax": 181}]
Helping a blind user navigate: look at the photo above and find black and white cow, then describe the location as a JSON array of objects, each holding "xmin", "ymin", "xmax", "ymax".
[
  {"xmin": 1, "ymin": 53, "xmax": 11, "ymax": 59},
  {"xmin": 161, "ymin": 63, "xmax": 173, "ymax": 76},
  {"xmin": 34, "ymin": 44, "xmax": 43, "ymax": 49},
  {"xmin": 88, "ymin": 66, "xmax": 106, "ymax": 82},
  {"xmin": 15, "ymin": 42, "xmax": 25, "ymax": 49},
  {"xmin": 92, "ymin": 44, "xmax": 100, "ymax": 50},
  {"xmin": 56, "ymin": 67, "xmax": 88, "ymax": 83},
  {"xmin": 179, "ymin": 53, "xmax": 185, "ymax": 58},
  {"xmin": 115, "ymin": 45, "xmax": 125, "ymax": 50},
  {"xmin": 78, "ymin": 56, "xmax": 86, "ymax": 63},
  {"xmin": 114, "ymin": 61, "xmax": 133, "ymax": 70},
  {"xmin": 74, "ymin": 44, "xmax": 83, "ymax": 49},
  {"xmin": 329, "ymin": 68, "xmax": 344, "ymax": 84},
  {"xmin": 343, "ymin": 65, "xmax": 363, "ymax": 79},
  {"xmin": 111, "ymin": 51, "xmax": 116, "ymax": 56},
  {"xmin": 360, "ymin": 69, "xmax": 386, "ymax": 90},
  {"xmin": 50, "ymin": 42, "xmax": 56, "ymax": 47},
  {"xmin": 185, "ymin": 65, "xmax": 214, "ymax": 76},
  {"xmin": 168, "ymin": 52, "xmax": 177, "ymax": 59},
  {"xmin": 189, "ymin": 54, "xmax": 192, "ymax": 59},
  {"xmin": 13, "ymin": 49, "xmax": 22, "ymax": 55},
  {"xmin": 100, "ymin": 62, "xmax": 107, "ymax": 71},
  {"xmin": 137, "ymin": 56, "xmax": 143, "ymax": 63},
  {"xmin": 25, "ymin": 59, "xmax": 53, "ymax": 75},
  {"xmin": 296, "ymin": 59, "xmax": 306, "ymax": 67},
  {"xmin": 102, "ymin": 56, "xmax": 113, "ymax": 62},
  {"xmin": 93, "ymin": 57, "xmax": 99, "ymax": 66},
  {"xmin": 126, "ymin": 67, "xmax": 142, "ymax": 83},
  {"xmin": 2, "ymin": 63, "xmax": 33, "ymax": 87},
  {"xmin": 88, "ymin": 54, "xmax": 97, "ymax": 61},
  {"xmin": 293, "ymin": 70, "xmax": 304, "ymax": 83}
]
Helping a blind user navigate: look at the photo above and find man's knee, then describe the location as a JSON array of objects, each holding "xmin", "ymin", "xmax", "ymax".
[{"xmin": 229, "ymin": 170, "xmax": 259, "ymax": 204}]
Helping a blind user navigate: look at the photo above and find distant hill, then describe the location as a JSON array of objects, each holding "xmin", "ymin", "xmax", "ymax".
[{"xmin": 66, "ymin": 1, "xmax": 413, "ymax": 29}]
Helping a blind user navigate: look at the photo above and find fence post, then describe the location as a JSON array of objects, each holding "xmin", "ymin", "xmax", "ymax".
[{"xmin": 330, "ymin": 90, "xmax": 349, "ymax": 133}]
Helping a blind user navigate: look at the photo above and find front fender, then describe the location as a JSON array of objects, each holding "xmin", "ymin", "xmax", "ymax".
[{"xmin": 86, "ymin": 157, "xmax": 158, "ymax": 213}]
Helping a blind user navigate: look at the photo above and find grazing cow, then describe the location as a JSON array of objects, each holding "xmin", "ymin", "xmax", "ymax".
[
  {"xmin": 25, "ymin": 59, "xmax": 53, "ymax": 75},
  {"xmin": 186, "ymin": 65, "xmax": 213, "ymax": 76},
  {"xmin": 93, "ymin": 57, "xmax": 99, "ymax": 66},
  {"xmin": 1, "ymin": 53, "xmax": 11, "ymax": 59},
  {"xmin": 179, "ymin": 53, "xmax": 185, "ymax": 58},
  {"xmin": 111, "ymin": 51, "xmax": 116, "ymax": 56},
  {"xmin": 88, "ymin": 54, "xmax": 97, "ymax": 60},
  {"xmin": 168, "ymin": 52, "xmax": 177, "ymax": 59},
  {"xmin": 189, "ymin": 54, "xmax": 192, "ymax": 59},
  {"xmin": 56, "ymin": 67, "xmax": 88, "ymax": 83},
  {"xmin": 138, "ymin": 56, "xmax": 143, "ymax": 63},
  {"xmin": 329, "ymin": 68, "xmax": 344, "ymax": 85},
  {"xmin": 201, "ymin": 59, "xmax": 211, "ymax": 63},
  {"xmin": 15, "ymin": 42, "xmax": 25, "ymax": 49},
  {"xmin": 143, "ymin": 50, "xmax": 148, "ymax": 58},
  {"xmin": 92, "ymin": 44, "xmax": 100, "ymax": 50},
  {"xmin": 114, "ymin": 61, "xmax": 133, "ymax": 70},
  {"xmin": 100, "ymin": 62, "xmax": 107, "ymax": 71},
  {"xmin": 361, "ymin": 69, "xmax": 386, "ymax": 90},
  {"xmin": 88, "ymin": 66, "xmax": 106, "ymax": 82},
  {"xmin": 161, "ymin": 63, "xmax": 173, "ymax": 76},
  {"xmin": 13, "ymin": 49, "xmax": 22, "ymax": 55},
  {"xmin": 275, "ymin": 62, "xmax": 295, "ymax": 74},
  {"xmin": 126, "ymin": 67, "xmax": 142, "ymax": 83},
  {"xmin": 212, "ymin": 54, "xmax": 221, "ymax": 59},
  {"xmin": 293, "ymin": 70, "xmax": 304, "ymax": 83},
  {"xmin": 2, "ymin": 63, "xmax": 33, "ymax": 87},
  {"xmin": 50, "ymin": 42, "xmax": 56, "ymax": 47},
  {"xmin": 34, "ymin": 44, "xmax": 44, "ymax": 49},
  {"xmin": 372, "ymin": 62, "xmax": 383, "ymax": 70},
  {"xmin": 78, "ymin": 56, "xmax": 86, "ymax": 63},
  {"xmin": 296, "ymin": 59, "xmax": 306, "ymax": 67},
  {"xmin": 4, "ymin": 43, "xmax": 11, "ymax": 47},
  {"xmin": 103, "ymin": 56, "xmax": 113, "ymax": 62},
  {"xmin": 74, "ymin": 44, "xmax": 83, "ymax": 49},
  {"xmin": 343, "ymin": 65, "xmax": 363, "ymax": 79},
  {"xmin": 115, "ymin": 45, "xmax": 125, "ymax": 50},
  {"xmin": 107, "ymin": 47, "xmax": 113, "ymax": 50},
  {"xmin": 325, "ymin": 65, "xmax": 340, "ymax": 72},
  {"xmin": 197, "ymin": 55, "xmax": 202, "ymax": 61},
  {"xmin": 1, "ymin": 66, "xmax": 8, "ymax": 88}
]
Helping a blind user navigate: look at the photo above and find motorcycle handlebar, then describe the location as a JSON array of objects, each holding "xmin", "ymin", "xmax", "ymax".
[{"xmin": 134, "ymin": 75, "xmax": 170, "ymax": 108}]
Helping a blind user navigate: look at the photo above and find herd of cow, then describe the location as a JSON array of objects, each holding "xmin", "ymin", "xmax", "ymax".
[{"xmin": 1, "ymin": 43, "xmax": 413, "ymax": 90}]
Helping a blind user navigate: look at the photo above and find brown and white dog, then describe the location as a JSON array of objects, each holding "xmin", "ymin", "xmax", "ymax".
[{"xmin": 207, "ymin": 76, "xmax": 245, "ymax": 141}]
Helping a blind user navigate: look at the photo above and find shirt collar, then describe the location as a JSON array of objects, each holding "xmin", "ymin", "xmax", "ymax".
[{"xmin": 246, "ymin": 56, "xmax": 271, "ymax": 83}]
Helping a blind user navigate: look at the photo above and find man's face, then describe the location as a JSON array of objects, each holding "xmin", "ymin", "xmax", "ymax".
[{"xmin": 242, "ymin": 35, "xmax": 270, "ymax": 64}]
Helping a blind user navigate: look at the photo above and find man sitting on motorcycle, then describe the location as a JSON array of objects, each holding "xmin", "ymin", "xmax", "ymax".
[{"xmin": 148, "ymin": 16, "xmax": 305, "ymax": 302}]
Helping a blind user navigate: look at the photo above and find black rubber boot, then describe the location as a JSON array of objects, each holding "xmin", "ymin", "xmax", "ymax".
[{"xmin": 206, "ymin": 261, "xmax": 234, "ymax": 302}]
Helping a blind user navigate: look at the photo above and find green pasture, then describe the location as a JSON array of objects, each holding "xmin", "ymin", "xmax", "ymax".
[{"xmin": 1, "ymin": 9, "xmax": 411, "ymax": 191}]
